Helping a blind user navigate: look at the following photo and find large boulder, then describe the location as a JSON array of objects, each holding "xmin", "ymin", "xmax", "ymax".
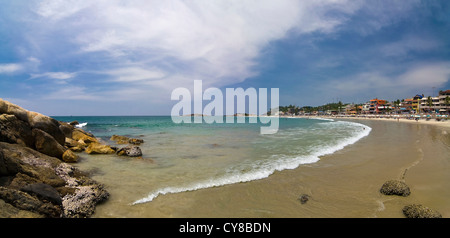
[
  {"xmin": 62, "ymin": 150, "xmax": 78, "ymax": 163},
  {"xmin": 0, "ymin": 114, "xmax": 35, "ymax": 148},
  {"xmin": 0, "ymin": 99, "xmax": 65, "ymax": 148},
  {"xmin": 21, "ymin": 183, "xmax": 62, "ymax": 205},
  {"xmin": 32, "ymin": 128, "xmax": 66, "ymax": 159},
  {"xmin": 402, "ymin": 204, "xmax": 442, "ymax": 218},
  {"xmin": 0, "ymin": 142, "xmax": 109, "ymax": 218},
  {"xmin": 0, "ymin": 186, "xmax": 61, "ymax": 218},
  {"xmin": 72, "ymin": 128, "xmax": 98, "ymax": 144},
  {"xmin": 27, "ymin": 111, "xmax": 65, "ymax": 146},
  {"xmin": 85, "ymin": 142, "xmax": 115, "ymax": 154},
  {"xmin": 380, "ymin": 180, "xmax": 411, "ymax": 197}
]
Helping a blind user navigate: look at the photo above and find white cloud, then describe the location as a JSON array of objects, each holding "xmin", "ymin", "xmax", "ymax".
[
  {"xmin": 30, "ymin": 72, "xmax": 77, "ymax": 80},
  {"xmin": 107, "ymin": 67, "xmax": 166, "ymax": 82},
  {"xmin": 0, "ymin": 63, "xmax": 23, "ymax": 74},
  {"xmin": 43, "ymin": 86, "xmax": 100, "ymax": 100},
  {"xmin": 32, "ymin": 0, "xmax": 363, "ymax": 90},
  {"xmin": 322, "ymin": 62, "xmax": 450, "ymax": 100}
]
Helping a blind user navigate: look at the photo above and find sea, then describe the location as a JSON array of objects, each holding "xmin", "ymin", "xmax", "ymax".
[{"xmin": 53, "ymin": 116, "xmax": 371, "ymax": 216}]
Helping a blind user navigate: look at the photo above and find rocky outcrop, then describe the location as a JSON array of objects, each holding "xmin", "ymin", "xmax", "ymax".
[
  {"xmin": 402, "ymin": 204, "xmax": 442, "ymax": 218},
  {"xmin": 0, "ymin": 99, "xmax": 109, "ymax": 218},
  {"xmin": 380, "ymin": 180, "xmax": 411, "ymax": 197},
  {"xmin": 0, "ymin": 142, "xmax": 109, "ymax": 218}
]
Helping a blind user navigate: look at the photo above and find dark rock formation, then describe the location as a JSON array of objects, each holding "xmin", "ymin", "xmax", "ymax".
[
  {"xmin": 117, "ymin": 146, "xmax": 143, "ymax": 157},
  {"xmin": 0, "ymin": 142, "xmax": 109, "ymax": 218},
  {"xmin": 0, "ymin": 99, "xmax": 109, "ymax": 218},
  {"xmin": 402, "ymin": 204, "xmax": 442, "ymax": 218},
  {"xmin": 380, "ymin": 180, "xmax": 411, "ymax": 197},
  {"xmin": 32, "ymin": 128, "xmax": 66, "ymax": 159}
]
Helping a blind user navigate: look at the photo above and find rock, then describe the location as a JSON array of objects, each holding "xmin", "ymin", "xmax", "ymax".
[
  {"xmin": 129, "ymin": 138, "xmax": 144, "ymax": 145},
  {"xmin": 27, "ymin": 111, "xmax": 65, "ymax": 146},
  {"xmin": 69, "ymin": 121, "xmax": 79, "ymax": 126},
  {"xmin": 0, "ymin": 186, "xmax": 62, "ymax": 218},
  {"xmin": 117, "ymin": 146, "xmax": 143, "ymax": 157},
  {"xmin": 0, "ymin": 198, "xmax": 43, "ymax": 218},
  {"xmin": 21, "ymin": 183, "xmax": 62, "ymax": 205},
  {"xmin": 62, "ymin": 150, "xmax": 78, "ymax": 163},
  {"xmin": 59, "ymin": 122, "xmax": 74, "ymax": 139},
  {"xmin": 0, "ymin": 142, "xmax": 109, "ymax": 218},
  {"xmin": 111, "ymin": 135, "xmax": 144, "ymax": 145},
  {"xmin": 72, "ymin": 128, "xmax": 98, "ymax": 144},
  {"xmin": 0, "ymin": 114, "xmax": 35, "ymax": 148},
  {"xmin": 0, "ymin": 149, "xmax": 20, "ymax": 176},
  {"xmin": 110, "ymin": 135, "xmax": 130, "ymax": 144},
  {"xmin": 402, "ymin": 204, "xmax": 442, "ymax": 218},
  {"xmin": 380, "ymin": 180, "xmax": 411, "ymax": 197},
  {"xmin": 65, "ymin": 137, "xmax": 86, "ymax": 150},
  {"xmin": 32, "ymin": 128, "xmax": 66, "ymax": 159},
  {"xmin": 298, "ymin": 194, "xmax": 310, "ymax": 204},
  {"xmin": 85, "ymin": 142, "xmax": 115, "ymax": 154},
  {"xmin": 62, "ymin": 184, "xmax": 109, "ymax": 218}
]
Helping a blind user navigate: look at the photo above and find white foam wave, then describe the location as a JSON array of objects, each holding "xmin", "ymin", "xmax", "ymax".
[
  {"xmin": 132, "ymin": 121, "xmax": 371, "ymax": 205},
  {"xmin": 75, "ymin": 122, "xmax": 88, "ymax": 128}
]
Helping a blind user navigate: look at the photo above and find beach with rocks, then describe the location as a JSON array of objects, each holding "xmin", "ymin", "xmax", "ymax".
[{"xmin": 0, "ymin": 99, "xmax": 143, "ymax": 217}]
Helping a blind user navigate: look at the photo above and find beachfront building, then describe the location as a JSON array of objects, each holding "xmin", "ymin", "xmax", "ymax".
[
  {"xmin": 400, "ymin": 99, "xmax": 413, "ymax": 114},
  {"xmin": 438, "ymin": 90, "xmax": 450, "ymax": 114},
  {"xmin": 419, "ymin": 90, "xmax": 450, "ymax": 114},
  {"xmin": 368, "ymin": 98, "xmax": 387, "ymax": 114}
]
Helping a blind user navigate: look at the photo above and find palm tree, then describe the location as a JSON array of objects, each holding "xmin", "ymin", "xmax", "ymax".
[
  {"xmin": 338, "ymin": 101, "xmax": 343, "ymax": 114},
  {"xmin": 427, "ymin": 96, "xmax": 433, "ymax": 113}
]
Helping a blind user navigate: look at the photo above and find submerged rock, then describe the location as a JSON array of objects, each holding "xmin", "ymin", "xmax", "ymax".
[
  {"xmin": 380, "ymin": 180, "xmax": 411, "ymax": 197},
  {"xmin": 402, "ymin": 204, "xmax": 442, "ymax": 218},
  {"xmin": 111, "ymin": 135, "xmax": 144, "ymax": 145},
  {"xmin": 298, "ymin": 194, "xmax": 310, "ymax": 204}
]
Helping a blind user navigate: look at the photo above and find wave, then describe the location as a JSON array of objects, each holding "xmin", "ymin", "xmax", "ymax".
[
  {"xmin": 75, "ymin": 122, "xmax": 88, "ymax": 128},
  {"xmin": 132, "ymin": 121, "xmax": 371, "ymax": 205}
]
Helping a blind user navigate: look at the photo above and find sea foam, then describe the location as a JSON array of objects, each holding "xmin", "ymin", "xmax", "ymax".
[
  {"xmin": 75, "ymin": 122, "xmax": 88, "ymax": 128},
  {"xmin": 132, "ymin": 120, "xmax": 371, "ymax": 205}
]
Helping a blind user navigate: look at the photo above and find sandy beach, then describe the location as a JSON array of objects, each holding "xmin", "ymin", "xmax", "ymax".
[{"xmin": 93, "ymin": 117, "xmax": 450, "ymax": 218}]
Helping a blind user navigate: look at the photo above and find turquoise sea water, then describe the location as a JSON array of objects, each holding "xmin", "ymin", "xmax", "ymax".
[{"xmin": 54, "ymin": 116, "xmax": 371, "ymax": 206}]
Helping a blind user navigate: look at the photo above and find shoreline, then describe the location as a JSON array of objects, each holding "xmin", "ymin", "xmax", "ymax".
[
  {"xmin": 283, "ymin": 114, "xmax": 450, "ymax": 128},
  {"xmin": 103, "ymin": 116, "xmax": 450, "ymax": 218}
]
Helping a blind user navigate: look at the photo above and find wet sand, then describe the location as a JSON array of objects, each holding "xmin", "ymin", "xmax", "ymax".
[{"xmin": 93, "ymin": 119, "xmax": 450, "ymax": 218}]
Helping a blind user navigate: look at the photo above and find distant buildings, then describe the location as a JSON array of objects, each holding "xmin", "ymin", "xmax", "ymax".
[
  {"xmin": 283, "ymin": 89, "xmax": 450, "ymax": 116},
  {"xmin": 419, "ymin": 90, "xmax": 450, "ymax": 114}
]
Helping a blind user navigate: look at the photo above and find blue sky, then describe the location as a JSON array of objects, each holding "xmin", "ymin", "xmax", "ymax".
[{"xmin": 0, "ymin": 0, "xmax": 449, "ymax": 116}]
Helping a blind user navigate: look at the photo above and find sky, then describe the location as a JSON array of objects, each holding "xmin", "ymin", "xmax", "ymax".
[{"xmin": 0, "ymin": 0, "xmax": 449, "ymax": 116}]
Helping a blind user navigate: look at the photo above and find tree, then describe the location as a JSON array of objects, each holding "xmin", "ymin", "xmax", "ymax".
[
  {"xmin": 338, "ymin": 101, "xmax": 343, "ymax": 114},
  {"xmin": 427, "ymin": 96, "xmax": 433, "ymax": 113}
]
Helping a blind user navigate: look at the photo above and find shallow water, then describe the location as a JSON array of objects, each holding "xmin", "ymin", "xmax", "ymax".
[{"xmin": 55, "ymin": 116, "xmax": 371, "ymax": 217}]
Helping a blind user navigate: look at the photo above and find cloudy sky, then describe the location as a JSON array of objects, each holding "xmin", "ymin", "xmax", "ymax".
[{"xmin": 0, "ymin": 0, "xmax": 449, "ymax": 116}]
